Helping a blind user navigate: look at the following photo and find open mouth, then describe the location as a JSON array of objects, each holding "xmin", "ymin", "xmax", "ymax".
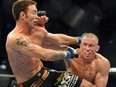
[{"xmin": 84, "ymin": 51, "xmax": 91, "ymax": 57}]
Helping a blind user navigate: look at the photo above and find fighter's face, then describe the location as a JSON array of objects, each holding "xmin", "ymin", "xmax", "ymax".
[
  {"xmin": 24, "ymin": 5, "xmax": 38, "ymax": 29},
  {"xmin": 80, "ymin": 37, "xmax": 99, "ymax": 59}
]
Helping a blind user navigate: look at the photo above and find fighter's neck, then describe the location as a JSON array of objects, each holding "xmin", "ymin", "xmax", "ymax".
[
  {"xmin": 79, "ymin": 56, "xmax": 96, "ymax": 65},
  {"xmin": 14, "ymin": 23, "xmax": 33, "ymax": 35}
]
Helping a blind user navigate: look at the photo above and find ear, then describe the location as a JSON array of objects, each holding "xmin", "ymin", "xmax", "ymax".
[
  {"xmin": 96, "ymin": 45, "xmax": 100, "ymax": 52},
  {"xmin": 20, "ymin": 11, "xmax": 26, "ymax": 19}
]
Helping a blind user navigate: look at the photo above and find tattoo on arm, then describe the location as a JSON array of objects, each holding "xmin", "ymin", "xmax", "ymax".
[
  {"xmin": 16, "ymin": 37, "xmax": 30, "ymax": 47},
  {"xmin": 51, "ymin": 54, "xmax": 65, "ymax": 60}
]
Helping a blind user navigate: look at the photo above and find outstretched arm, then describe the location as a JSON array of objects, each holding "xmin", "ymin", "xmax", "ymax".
[
  {"xmin": 46, "ymin": 33, "xmax": 81, "ymax": 45},
  {"xmin": 36, "ymin": 15, "xmax": 81, "ymax": 45},
  {"xmin": 8, "ymin": 36, "xmax": 66, "ymax": 61},
  {"xmin": 7, "ymin": 35, "xmax": 78, "ymax": 61}
]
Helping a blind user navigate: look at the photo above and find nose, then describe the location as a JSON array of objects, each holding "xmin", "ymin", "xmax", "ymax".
[{"xmin": 85, "ymin": 45, "xmax": 91, "ymax": 50}]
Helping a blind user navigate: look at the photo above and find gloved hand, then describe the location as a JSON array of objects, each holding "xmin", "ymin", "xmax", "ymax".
[
  {"xmin": 65, "ymin": 47, "xmax": 78, "ymax": 59},
  {"xmin": 37, "ymin": 10, "xmax": 48, "ymax": 27},
  {"xmin": 37, "ymin": 11, "xmax": 46, "ymax": 16}
]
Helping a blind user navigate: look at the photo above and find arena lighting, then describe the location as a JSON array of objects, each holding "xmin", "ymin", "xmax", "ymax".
[
  {"xmin": 61, "ymin": 5, "xmax": 91, "ymax": 28},
  {"xmin": 62, "ymin": 3, "xmax": 103, "ymax": 28},
  {"xmin": 60, "ymin": 4, "xmax": 99, "ymax": 35},
  {"xmin": 39, "ymin": 0, "xmax": 72, "ymax": 20},
  {"xmin": 102, "ymin": 31, "xmax": 116, "ymax": 67},
  {"xmin": 66, "ymin": 24, "xmax": 98, "ymax": 36},
  {"xmin": 83, "ymin": 3, "xmax": 103, "ymax": 26},
  {"xmin": 49, "ymin": 0, "xmax": 72, "ymax": 12},
  {"xmin": 100, "ymin": 0, "xmax": 116, "ymax": 16}
]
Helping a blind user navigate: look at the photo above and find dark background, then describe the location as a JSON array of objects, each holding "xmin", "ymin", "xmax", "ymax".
[{"xmin": 0, "ymin": 0, "xmax": 116, "ymax": 74}]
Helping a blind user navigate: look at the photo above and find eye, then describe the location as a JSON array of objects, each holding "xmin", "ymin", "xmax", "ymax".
[
  {"xmin": 83, "ymin": 43, "xmax": 87, "ymax": 46},
  {"xmin": 89, "ymin": 44, "xmax": 95, "ymax": 48},
  {"xmin": 32, "ymin": 10, "xmax": 37, "ymax": 15}
]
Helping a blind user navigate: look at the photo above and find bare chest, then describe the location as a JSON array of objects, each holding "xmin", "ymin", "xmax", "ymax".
[
  {"xmin": 76, "ymin": 64, "xmax": 97, "ymax": 83},
  {"xmin": 29, "ymin": 30, "xmax": 47, "ymax": 45},
  {"xmin": 69, "ymin": 59, "xmax": 97, "ymax": 83}
]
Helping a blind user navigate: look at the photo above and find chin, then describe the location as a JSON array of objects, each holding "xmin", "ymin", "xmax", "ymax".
[
  {"xmin": 84, "ymin": 57, "xmax": 90, "ymax": 59},
  {"xmin": 84, "ymin": 55, "xmax": 91, "ymax": 59}
]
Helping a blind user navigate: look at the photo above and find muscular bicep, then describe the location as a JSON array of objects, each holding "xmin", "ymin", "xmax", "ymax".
[
  {"xmin": 94, "ymin": 60, "xmax": 110, "ymax": 87},
  {"xmin": 10, "ymin": 36, "xmax": 65, "ymax": 61},
  {"xmin": 94, "ymin": 72, "xmax": 107, "ymax": 87},
  {"xmin": 46, "ymin": 33, "xmax": 61, "ymax": 45},
  {"xmin": 13, "ymin": 36, "xmax": 40, "ymax": 57}
]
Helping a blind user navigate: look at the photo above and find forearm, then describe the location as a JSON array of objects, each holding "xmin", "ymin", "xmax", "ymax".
[
  {"xmin": 48, "ymin": 51, "xmax": 66, "ymax": 61},
  {"xmin": 56, "ymin": 34, "xmax": 82, "ymax": 45},
  {"xmin": 27, "ymin": 45, "xmax": 66, "ymax": 61},
  {"xmin": 42, "ymin": 46, "xmax": 78, "ymax": 61},
  {"xmin": 56, "ymin": 34, "xmax": 76, "ymax": 45},
  {"xmin": 15, "ymin": 36, "xmax": 78, "ymax": 61},
  {"xmin": 49, "ymin": 34, "xmax": 78, "ymax": 45}
]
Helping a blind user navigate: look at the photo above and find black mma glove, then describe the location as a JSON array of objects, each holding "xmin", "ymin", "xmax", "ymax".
[
  {"xmin": 37, "ymin": 10, "xmax": 46, "ymax": 16},
  {"xmin": 65, "ymin": 47, "xmax": 78, "ymax": 59},
  {"xmin": 37, "ymin": 10, "xmax": 47, "ymax": 27}
]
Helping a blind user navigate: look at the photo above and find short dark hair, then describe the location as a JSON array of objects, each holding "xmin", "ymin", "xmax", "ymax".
[
  {"xmin": 12, "ymin": 0, "xmax": 37, "ymax": 21},
  {"xmin": 81, "ymin": 33, "xmax": 99, "ymax": 44}
]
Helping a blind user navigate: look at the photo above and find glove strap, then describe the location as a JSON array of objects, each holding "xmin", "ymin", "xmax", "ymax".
[
  {"xmin": 65, "ymin": 51, "xmax": 72, "ymax": 59},
  {"xmin": 77, "ymin": 36, "xmax": 81, "ymax": 44}
]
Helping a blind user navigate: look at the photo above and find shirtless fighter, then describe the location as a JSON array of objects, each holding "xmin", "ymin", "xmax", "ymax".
[
  {"xmin": 64, "ymin": 33, "xmax": 111, "ymax": 87},
  {"xmin": 6, "ymin": 0, "xmax": 98, "ymax": 87}
]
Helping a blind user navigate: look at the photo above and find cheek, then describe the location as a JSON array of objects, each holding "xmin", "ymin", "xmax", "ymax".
[
  {"xmin": 81, "ymin": 47, "xmax": 86, "ymax": 52},
  {"xmin": 29, "ymin": 17, "xmax": 34, "ymax": 21},
  {"xmin": 27, "ymin": 14, "xmax": 35, "ymax": 20},
  {"xmin": 80, "ymin": 48, "xmax": 85, "ymax": 55},
  {"xmin": 93, "ymin": 47, "xmax": 98, "ymax": 52}
]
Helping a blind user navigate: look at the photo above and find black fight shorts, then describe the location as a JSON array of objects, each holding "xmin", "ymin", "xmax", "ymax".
[{"xmin": 18, "ymin": 67, "xmax": 83, "ymax": 87}]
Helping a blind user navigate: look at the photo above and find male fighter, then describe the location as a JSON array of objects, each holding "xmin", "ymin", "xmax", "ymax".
[{"xmin": 64, "ymin": 33, "xmax": 110, "ymax": 87}]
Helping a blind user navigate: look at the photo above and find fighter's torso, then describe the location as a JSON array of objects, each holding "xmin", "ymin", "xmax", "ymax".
[
  {"xmin": 6, "ymin": 27, "xmax": 58, "ymax": 83},
  {"xmin": 65, "ymin": 57, "xmax": 98, "ymax": 84},
  {"xmin": 72, "ymin": 59, "xmax": 97, "ymax": 83}
]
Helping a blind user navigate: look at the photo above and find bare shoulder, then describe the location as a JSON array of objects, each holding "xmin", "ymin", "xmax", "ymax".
[
  {"xmin": 96, "ymin": 53, "xmax": 110, "ymax": 63},
  {"xmin": 6, "ymin": 31, "xmax": 26, "ymax": 47},
  {"xmin": 35, "ymin": 26, "xmax": 48, "ymax": 34},
  {"xmin": 96, "ymin": 53, "xmax": 110, "ymax": 70}
]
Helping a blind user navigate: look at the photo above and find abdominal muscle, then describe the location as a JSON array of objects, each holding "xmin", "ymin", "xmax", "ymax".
[{"xmin": 8, "ymin": 53, "xmax": 43, "ymax": 84}]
